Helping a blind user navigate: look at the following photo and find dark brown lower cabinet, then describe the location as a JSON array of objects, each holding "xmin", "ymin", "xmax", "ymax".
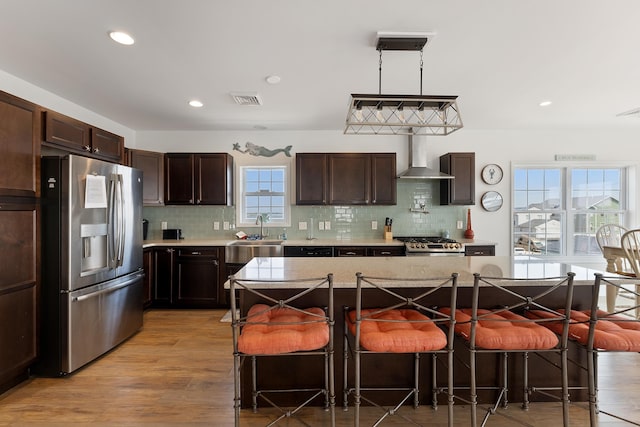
[
  {"xmin": 150, "ymin": 246, "xmax": 223, "ymax": 308},
  {"xmin": 175, "ymin": 248, "xmax": 220, "ymax": 308},
  {"xmin": 142, "ymin": 249, "xmax": 153, "ymax": 308},
  {"xmin": 153, "ymin": 247, "xmax": 174, "ymax": 306},
  {"xmin": 0, "ymin": 202, "xmax": 37, "ymax": 394}
]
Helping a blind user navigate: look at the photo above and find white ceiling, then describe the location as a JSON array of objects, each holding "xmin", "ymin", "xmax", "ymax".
[{"xmin": 2, "ymin": 0, "xmax": 640, "ymax": 133}]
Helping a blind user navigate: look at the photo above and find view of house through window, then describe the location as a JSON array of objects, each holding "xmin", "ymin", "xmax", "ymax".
[
  {"xmin": 237, "ymin": 166, "xmax": 289, "ymax": 231},
  {"xmin": 513, "ymin": 166, "xmax": 626, "ymax": 256}
]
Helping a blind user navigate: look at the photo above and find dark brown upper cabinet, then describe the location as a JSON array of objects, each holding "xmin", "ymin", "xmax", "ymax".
[
  {"xmin": 127, "ymin": 149, "xmax": 164, "ymax": 206},
  {"xmin": 296, "ymin": 153, "xmax": 396, "ymax": 206},
  {"xmin": 439, "ymin": 152, "xmax": 475, "ymax": 205},
  {"xmin": 164, "ymin": 153, "xmax": 233, "ymax": 206},
  {"xmin": 0, "ymin": 91, "xmax": 40, "ymax": 198},
  {"xmin": 43, "ymin": 110, "xmax": 123, "ymax": 163}
]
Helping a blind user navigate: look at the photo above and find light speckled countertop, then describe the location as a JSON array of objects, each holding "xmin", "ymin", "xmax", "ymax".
[
  {"xmin": 142, "ymin": 238, "xmax": 496, "ymax": 249},
  {"xmin": 226, "ymin": 256, "xmax": 609, "ymax": 288}
]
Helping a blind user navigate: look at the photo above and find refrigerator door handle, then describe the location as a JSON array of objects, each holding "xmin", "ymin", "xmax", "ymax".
[
  {"xmin": 72, "ymin": 272, "xmax": 144, "ymax": 302},
  {"xmin": 108, "ymin": 174, "xmax": 117, "ymax": 268},
  {"xmin": 115, "ymin": 174, "xmax": 125, "ymax": 267}
]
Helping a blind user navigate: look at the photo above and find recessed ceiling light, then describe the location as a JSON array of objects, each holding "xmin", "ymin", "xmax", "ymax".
[
  {"xmin": 109, "ymin": 31, "xmax": 135, "ymax": 46},
  {"xmin": 253, "ymin": 125, "xmax": 268, "ymax": 130},
  {"xmin": 188, "ymin": 100, "xmax": 204, "ymax": 108},
  {"xmin": 539, "ymin": 100, "xmax": 552, "ymax": 107},
  {"xmin": 265, "ymin": 75, "xmax": 281, "ymax": 85}
]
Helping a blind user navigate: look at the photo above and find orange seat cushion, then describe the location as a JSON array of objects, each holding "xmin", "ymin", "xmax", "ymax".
[
  {"xmin": 346, "ymin": 309, "xmax": 447, "ymax": 353},
  {"xmin": 439, "ymin": 308, "xmax": 559, "ymax": 350},
  {"xmin": 238, "ymin": 304, "xmax": 329, "ymax": 355},
  {"xmin": 526, "ymin": 309, "xmax": 640, "ymax": 351}
]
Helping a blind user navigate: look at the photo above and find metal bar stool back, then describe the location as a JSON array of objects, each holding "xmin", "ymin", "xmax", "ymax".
[
  {"xmin": 230, "ymin": 273, "xmax": 335, "ymax": 427},
  {"xmin": 344, "ymin": 272, "xmax": 459, "ymax": 427}
]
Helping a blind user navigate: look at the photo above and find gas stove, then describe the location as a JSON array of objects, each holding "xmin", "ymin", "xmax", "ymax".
[{"xmin": 396, "ymin": 236, "xmax": 465, "ymax": 256}]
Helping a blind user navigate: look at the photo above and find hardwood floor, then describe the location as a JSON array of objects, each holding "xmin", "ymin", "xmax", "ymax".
[{"xmin": 0, "ymin": 309, "xmax": 639, "ymax": 426}]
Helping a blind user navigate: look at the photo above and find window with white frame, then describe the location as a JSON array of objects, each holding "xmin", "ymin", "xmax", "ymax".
[
  {"xmin": 236, "ymin": 165, "xmax": 290, "ymax": 228},
  {"xmin": 513, "ymin": 166, "xmax": 626, "ymax": 256}
]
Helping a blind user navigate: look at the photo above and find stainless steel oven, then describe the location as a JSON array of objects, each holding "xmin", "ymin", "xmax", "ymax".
[{"xmin": 396, "ymin": 236, "xmax": 465, "ymax": 257}]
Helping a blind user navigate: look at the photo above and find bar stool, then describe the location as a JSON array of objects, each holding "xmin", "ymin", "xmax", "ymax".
[
  {"xmin": 441, "ymin": 272, "xmax": 575, "ymax": 427},
  {"xmin": 536, "ymin": 274, "xmax": 640, "ymax": 426},
  {"xmin": 343, "ymin": 272, "xmax": 459, "ymax": 426},
  {"xmin": 230, "ymin": 274, "xmax": 335, "ymax": 427}
]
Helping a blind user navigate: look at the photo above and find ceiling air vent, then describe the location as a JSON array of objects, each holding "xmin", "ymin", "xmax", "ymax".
[
  {"xmin": 230, "ymin": 92, "xmax": 263, "ymax": 106},
  {"xmin": 616, "ymin": 107, "xmax": 640, "ymax": 118}
]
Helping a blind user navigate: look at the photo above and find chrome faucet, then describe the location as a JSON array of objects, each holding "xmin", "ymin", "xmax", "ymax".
[{"xmin": 255, "ymin": 213, "xmax": 269, "ymax": 239}]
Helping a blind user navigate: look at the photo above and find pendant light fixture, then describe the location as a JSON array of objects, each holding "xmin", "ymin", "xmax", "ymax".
[{"xmin": 344, "ymin": 32, "xmax": 463, "ymax": 136}]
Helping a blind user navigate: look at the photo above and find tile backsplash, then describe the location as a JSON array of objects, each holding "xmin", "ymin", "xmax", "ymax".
[{"xmin": 143, "ymin": 181, "xmax": 468, "ymax": 240}]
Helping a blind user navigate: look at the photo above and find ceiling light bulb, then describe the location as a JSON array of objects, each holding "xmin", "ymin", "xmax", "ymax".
[
  {"xmin": 375, "ymin": 108, "xmax": 385, "ymax": 123},
  {"xmin": 539, "ymin": 100, "xmax": 552, "ymax": 107},
  {"xmin": 109, "ymin": 31, "xmax": 135, "ymax": 45},
  {"xmin": 189, "ymin": 100, "xmax": 204, "ymax": 108},
  {"xmin": 416, "ymin": 109, "xmax": 426, "ymax": 124},
  {"xmin": 354, "ymin": 108, "xmax": 364, "ymax": 122},
  {"xmin": 265, "ymin": 75, "xmax": 281, "ymax": 85}
]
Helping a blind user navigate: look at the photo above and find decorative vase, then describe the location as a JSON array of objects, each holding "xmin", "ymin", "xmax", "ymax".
[{"xmin": 464, "ymin": 208, "xmax": 475, "ymax": 239}]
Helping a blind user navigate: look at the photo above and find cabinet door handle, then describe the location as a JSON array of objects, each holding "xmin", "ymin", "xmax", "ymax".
[
  {"xmin": 191, "ymin": 251, "xmax": 201, "ymax": 255},
  {"xmin": 94, "ymin": 147, "xmax": 100, "ymax": 153},
  {"xmin": 83, "ymin": 145, "xmax": 91, "ymax": 151},
  {"xmin": 380, "ymin": 251, "xmax": 391, "ymax": 255},
  {"xmin": 345, "ymin": 251, "xmax": 356, "ymax": 256}
]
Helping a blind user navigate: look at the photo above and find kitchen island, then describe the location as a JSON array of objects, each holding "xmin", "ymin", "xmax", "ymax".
[{"xmin": 228, "ymin": 256, "xmax": 611, "ymax": 408}]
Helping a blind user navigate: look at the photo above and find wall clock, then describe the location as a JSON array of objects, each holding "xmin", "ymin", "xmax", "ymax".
[
  {"xmin": 481, "ymin": 164, "xmax": 503, "ymax": 185},
  {"xmin": 481, "ymin": 191, "xmax": 503, "ymax": 212}
]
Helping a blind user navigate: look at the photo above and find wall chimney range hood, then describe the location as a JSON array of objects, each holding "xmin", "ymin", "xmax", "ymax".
[{"xmin": 397, "ymin": 135, "xmax": 453, "ymax": 179}]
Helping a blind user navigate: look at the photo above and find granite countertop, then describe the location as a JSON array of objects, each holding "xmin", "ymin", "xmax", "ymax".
[
  {"xmin": 143, "ymin": 238, "xmax": 497, "ymax": 249},
  {"xmin": 225, "ymin": 256, "xmax": 608, "ymax": 288}
]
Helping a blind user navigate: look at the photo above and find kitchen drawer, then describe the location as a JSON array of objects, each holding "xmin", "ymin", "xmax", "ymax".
[
  {"xmin": 177, "ymin": 247, "xmax": 220, "ymax": 257},
  {"xmin": 335, "ymin": 247, "xmax": 366, "ymax": 257},
  {"xmin": 367, "ymin": 246, "xmax": 405, "ymax": 257},
  {"xmin": 465, "ymin": 245, "xmax": 495, "ymax": 256}
]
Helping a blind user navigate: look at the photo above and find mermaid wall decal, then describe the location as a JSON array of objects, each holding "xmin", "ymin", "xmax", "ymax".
[{"xmin": 232, "ymin": 142, "xmax": 292, "ymax": 157}]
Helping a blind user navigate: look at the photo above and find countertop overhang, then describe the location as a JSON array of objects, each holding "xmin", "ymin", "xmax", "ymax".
[
  {"xmin": 224, "ymin": 256, "xmax": 615, "ymax": 289},
  {"xmin": 142, "ymin": 238, "xmax": 496, "ymax": 249}
]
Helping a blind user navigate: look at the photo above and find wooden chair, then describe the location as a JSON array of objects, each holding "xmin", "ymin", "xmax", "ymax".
[
  {"xmin": 621, "ymin": 229, "xmax": 640, "ymax": 318},
  {"xmin": 443, "ymin": 272, "xmax": 575, "ymax": 427},
  {"xmin": 230, "ymin": 274, "xmax": 335, "ymax": 426},
  {"xmin": 596, "ymin": 224, "xmax": 630, "ymax": 311},
  {"xmin": 343, "ymin": 272, "xmax": 459, "ymax": 427}
]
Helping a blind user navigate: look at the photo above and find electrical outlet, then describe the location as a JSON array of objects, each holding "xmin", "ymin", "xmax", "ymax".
[
  {"xmin": 318, "ymin": 221, "xmax": 325, "ymax": 230},
  {"xmin": 324, "ymin": 221, "xmax": 331, "ymax": 230},
  {"xmin": 223, "ymin": 221, "xmax": 230, "ymax": 230},
  {"xmin": 457, "ymin": 220, "xmax": 463, "ymax": 229},
  {"xmin": 299, "ymin": 221, "xmax": 308, "ymax": 230},
  {"xmin": 161, "ymin": 221, "xmax": 168, "ymax": 230},
  {"xmin": 371, "ymin": 220, "xmax": 378, "ymax": 230},
  {"xmin": 213, "ymin": 221, "xmax": 220, "ymax": 230}
]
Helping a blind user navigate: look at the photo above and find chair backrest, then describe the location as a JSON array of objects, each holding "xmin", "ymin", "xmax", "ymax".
[
  {"xmin": 469, "ymin": 273, "xmax": 576, "ymax": 349},
  {"xmin": 596, "ymin": 224, "xmax": 628, "ymax": 251},
  {"xmin": 229, "ymin": 274, "xmax": 334, "ymax": 336},
  {"xmin": 621, "ymin": 229, "xmax": 640, "ymax": 277},
  {"xmin": 353, "ymin": 272, "xmax": 459, "ymax": 342}
]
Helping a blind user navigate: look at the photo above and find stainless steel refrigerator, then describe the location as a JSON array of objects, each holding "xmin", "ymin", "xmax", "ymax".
[{"xmin": 38, "ymin": 154, "xmax": 144, "ymax": 376}]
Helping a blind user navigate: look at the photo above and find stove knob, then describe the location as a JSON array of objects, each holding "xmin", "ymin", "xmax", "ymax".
[
  {"xmin": 421, "ymin": 243, "xmax": 426, "ymax": 249},
  {"xmin": 455, "ymin": 243, "xmax": 461, "ymax": 249}
]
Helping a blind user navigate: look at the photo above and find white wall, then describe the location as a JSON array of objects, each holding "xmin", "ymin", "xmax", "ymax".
[
  {"xmin": 0, "ymin": 69, "xmax": 136, "ymax": 143},
  {"xmin": 135, "ymin": 128, "xmax": 640, "ymax": 256}
]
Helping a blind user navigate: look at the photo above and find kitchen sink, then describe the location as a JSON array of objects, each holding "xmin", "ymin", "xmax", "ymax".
[
  {"xmin": 225, "ymin": 240, "xmax": 284, "ymax": 264},
  {"xmin": 228, "ymin": 240, "xmax": 283, "ymax": 246}
]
